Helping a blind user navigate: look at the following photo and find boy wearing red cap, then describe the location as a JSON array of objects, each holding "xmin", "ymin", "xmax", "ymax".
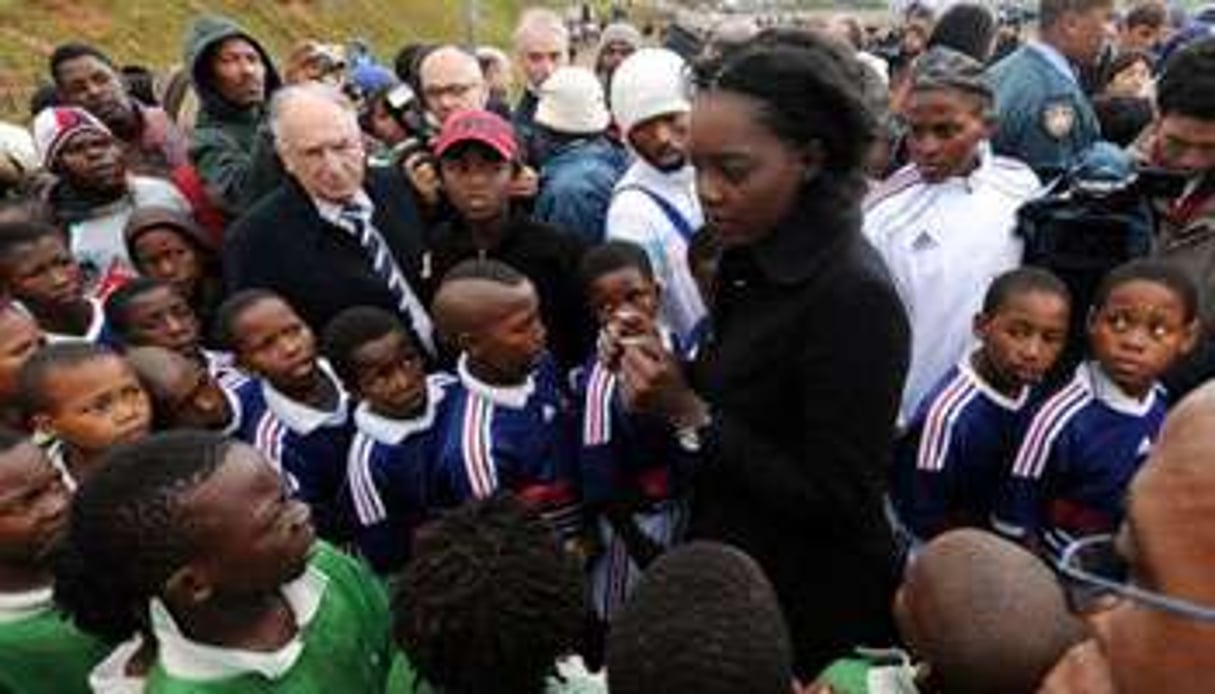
[{"xmin": 425, "ymin": 109, "xmax": 594, "ymax": 371}]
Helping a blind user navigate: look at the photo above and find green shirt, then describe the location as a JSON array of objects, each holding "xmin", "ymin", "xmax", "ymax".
[
  {"xmin": 148, "ymin": 542, "xmax": 403, "ymax": 693},
  {"xmin": 0, "ymin": 588, "xmax": 109, "ymax": 694}
]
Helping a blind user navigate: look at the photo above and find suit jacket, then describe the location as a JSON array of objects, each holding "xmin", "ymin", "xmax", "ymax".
[{"xmin": 224, "ymin": 167, "xmax": 430, "ymax": 334}]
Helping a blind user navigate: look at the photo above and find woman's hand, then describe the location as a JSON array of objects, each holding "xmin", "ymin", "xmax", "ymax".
[{"xmin": 617, "ymin": 334, "xmax": 708, "ymax": 430}]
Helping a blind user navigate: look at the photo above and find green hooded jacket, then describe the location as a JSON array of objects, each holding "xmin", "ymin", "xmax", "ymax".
[{"xmin": 182, "ymin": 15, "xmax": 284, "ymax": 217}]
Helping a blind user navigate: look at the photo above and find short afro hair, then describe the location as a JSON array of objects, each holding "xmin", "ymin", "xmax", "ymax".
[
  {"xmin": 18, "ymin": 342, "xmax": 118, "ymax": 417},
  {"xmin": 211, "ymin": 288, "xmax": 282, "ymax": 351},
  {"xmin": 1091, "ymin": 258, "xmax": 1199, "ymax": 323},
  {"xmin": 1156, "ymin": 37, "xmax": 1215, "ymax": 121},
  {"xmin": 320, "ymin": 305, "xmax": 414, "ymax": 388},
  {"xmin": 578, "ymin": 240, "xmax": 654, "ymax": 290},
  {"xmin": 49, "ymin": 42, "xmax": 116, "ymax": 87},
  {"xmin": 103, "ymin": 276, "xmax": 178, "ymax": 345},
  {"xmin": 981, "ymin": 266, "xmax": 1071, "ymax": 315},
  {"xmin": 393, "ymin": 494, "xmax": 587, "ymax": 694},
  {"xmin": 607, "ymin": 541, "xmax": 794, "ymax": 694},
  {"xmin": 53, "ymin": 431, "xmax": 235, "ymax": 644}
]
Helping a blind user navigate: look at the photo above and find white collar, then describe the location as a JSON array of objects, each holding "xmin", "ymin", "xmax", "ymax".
[
  {"xmin": 47, "ymin": 440, "xmax": 77, "ymax": 493},
  {"xmin": 89, "ymin": 634, "xmax": 146, "ymax": 694},
  {"xmin": 0, "ymin": 585, "xmax": 53, "ymax": 624},
  {"xmin": 151, "ymin": 560, "xmax": 329, "ymax": 682},
  {"xmin": 261, "ymin": 360, "xmax": 349, "ymax": 435},
  {"xmin": 1085, "ymin": 361, "xmax": 1158, "ymax": 417},
  {"xmin": 23, "ymin": 297, "xmax": 105, "ymax": 344},
  {"xmin": 218, "ymin": 381, "xmax": 243, "ymax": 437},
  {"xmin": 457, "ymin": 355, "xmax": 535, "ymax": 409},
  {"xmin": 960, "ymin": 351, "xmax": 1029, "ymax": 412},
  {"xmin": 354, "ymin": 375, "xmax": 447, "ymax": 445},
  {"xmin": 312, "ymin": 190, "xmax": 374, "ymax": 229}
]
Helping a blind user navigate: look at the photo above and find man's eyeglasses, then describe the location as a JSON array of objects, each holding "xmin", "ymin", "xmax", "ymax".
[{"xmin": 1056, "ymin": 534, "xmax": 1215, "ymax": 623}]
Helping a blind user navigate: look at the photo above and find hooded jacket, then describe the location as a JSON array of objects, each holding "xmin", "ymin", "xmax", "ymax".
[{"xmin": 183, "ymin": 15, "xmax": 283, "ymax": 217}]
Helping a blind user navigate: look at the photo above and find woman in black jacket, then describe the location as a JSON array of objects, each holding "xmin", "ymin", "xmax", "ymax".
[{"xmin": 616, "ymin": 31, "xmax": 911, "ymax": 677}]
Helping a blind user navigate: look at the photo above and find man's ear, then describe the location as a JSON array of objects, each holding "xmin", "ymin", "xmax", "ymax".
[
  {"xmin": 1180, "ymin": 319, "xmax": 1201, "ymax": 355},
  {"xmin": 163, "ymin": 564, "xmax": 213, "ymax": 608},
  {"xmin": 972, "ymin": 311, "xmax": 988, "ymax": 341}
]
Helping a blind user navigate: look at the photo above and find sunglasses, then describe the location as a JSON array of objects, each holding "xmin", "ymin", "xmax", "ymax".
[{"xmin": 1056, "ymin": 534, "xmax": 1215, "ymax": 622}]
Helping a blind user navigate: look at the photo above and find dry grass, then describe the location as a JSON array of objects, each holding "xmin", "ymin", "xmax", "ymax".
[{"xmin": 0, "ymin": 0, "xmax": 525, "ymax": 119}]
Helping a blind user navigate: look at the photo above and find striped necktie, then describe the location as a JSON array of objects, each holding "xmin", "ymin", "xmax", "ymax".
[{"xmin": 340, "ymin": 204, "xmax": 435, "ymax": 355}]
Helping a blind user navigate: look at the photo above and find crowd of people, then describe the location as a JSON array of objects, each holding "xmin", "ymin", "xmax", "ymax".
[{"xmin": 0, "ymin": 0, "xmax": 1214, "ymax": 691}]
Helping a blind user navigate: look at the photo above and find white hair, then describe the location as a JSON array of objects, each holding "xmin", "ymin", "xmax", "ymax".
[
  {"xmin": 268, "ymin": 82, "xmax": 359, "ymax": 147},
  {"xmin": 513, "ymin": 7, "xmax": 569, "ymax": 50}
]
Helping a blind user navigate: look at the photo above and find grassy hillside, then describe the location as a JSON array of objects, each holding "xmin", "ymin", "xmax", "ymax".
[{"xmin": 0, "ymin": 0, "xmax": 527, "ymax": 119}]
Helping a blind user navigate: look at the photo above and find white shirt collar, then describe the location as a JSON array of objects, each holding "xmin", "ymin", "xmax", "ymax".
[
  {"xmin": 354, "ymin": 375, "xmax": 447, "ymax": 445},
  {"xmin": 23, "ymin": 297, "xmax": 105, "ymax": 344},
  {"xmin": 46, "ymin": 440, "xmax": 77, "ymax": 493},
  {"xmin": 0, "ymin": 585, "xmax": 53, "ymax": 624},
  {"xmin": 312, "ymin": 190, "xmax": 374, "ymax": 231},
  {"xmin": 959, "ymin": 351, "xmax": 1030, "ymax": 412},
  {"xmin": 151, "ymin": 560, "xmax": 329, "ymax": 682},
  {"xmin": 1085, "ymin": 361, "xmax": 1159, "ymax": 417},
  {"xmin": 89, "ymin": 634, "xmax": 146, "ymax": 694},
  {"xmin": 457, "ymin": 354, "xmax": 535, "ymax": 409},
  {"xmin": 261, "ymin": 359, "xmax": 349, "ymax": 435}
]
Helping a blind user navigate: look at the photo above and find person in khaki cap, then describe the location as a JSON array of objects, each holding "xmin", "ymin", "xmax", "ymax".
[{"xmin": 531, "ymin": 66, "xmax": 628, "ymax": 244}]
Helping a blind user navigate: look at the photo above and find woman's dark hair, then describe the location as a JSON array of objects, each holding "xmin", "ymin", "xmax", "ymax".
[
  {"xmin": 53, "ymin": 431, "xmax": 234, "ymax": 644},
  {"xmin": 1156, "ymin": 37, "xmax": 1215, "ymax": 120},
  {"xmin": 693, "ymin": 28, "xmax": 876, "ymax": 181},
  {"xmin": 927, "ymin": 3, "xmax": 998, "ymax": 62},
  {"xmin": 393, "ymin": 494, "xmax": 586, "ymax": 694}
]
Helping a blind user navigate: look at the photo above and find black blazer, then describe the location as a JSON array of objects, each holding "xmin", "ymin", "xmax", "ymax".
[
  {"xmin": 690, "ymin": 181, "xmax": 911, "ymax": 677},
  {"xmin": 223, "ymin": 167, "xmax": 430, "ymax": 334}
]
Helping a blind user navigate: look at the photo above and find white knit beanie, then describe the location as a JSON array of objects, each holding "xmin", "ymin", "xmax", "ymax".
[
  {"xmin": 610, "ymin": 48, "xmax": 690, "ymax": 138},
  {"xmin": 534, "ymin": 66, "xmax": 610, "ymax": 135},
  {"xmin": 31, "ymin": 106, "xmax": 112, "ymax": 169}
]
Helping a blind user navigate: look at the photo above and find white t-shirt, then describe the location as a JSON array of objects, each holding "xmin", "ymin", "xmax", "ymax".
[
  {"xmin": 864, "ymin": 144, "xmax": 1041, "ymax": 424},
  {"xmin": 69, "ymin": 175, "xmax": 190, "ymax": 296}
]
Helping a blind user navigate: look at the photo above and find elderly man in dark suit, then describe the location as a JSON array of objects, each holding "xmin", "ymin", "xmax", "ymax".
[{"xmin": 224, "ymin": 83, "xmax": 434, "ymax": 354}]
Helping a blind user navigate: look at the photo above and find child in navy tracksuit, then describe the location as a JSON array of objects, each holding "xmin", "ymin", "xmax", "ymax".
[
  {"xmin": 215, "ymin": 289, "xmax": 354, "ymax": 542},
  {"xmin": 575, "ymin": 241, "xmax": 698, "ymax": 619},
  {"xmin": 993, "ymin": 260, "xmax": 1199, "ymax": 556},
  {"xmin": 322, "ymin": 306, "xmax": 454, "ymax": 575},
  {"xmin": 428, "ymin": 258, "xmax": 582, "ymax": 543},
  {"xmin": 891, "ymin": 268, "xmax": 1071, "ymax": 545}
]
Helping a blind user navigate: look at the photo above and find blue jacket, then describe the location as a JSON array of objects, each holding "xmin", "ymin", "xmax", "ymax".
[
  {"xmin": 535, "ymin": 137, "xmax": 630, "ymax": 244},
  {"xmin": 990, "ymin": 44, "xmax": 1101, "ymax": 181}
]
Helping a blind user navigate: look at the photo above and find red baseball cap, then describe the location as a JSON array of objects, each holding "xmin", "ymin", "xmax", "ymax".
[{"xmin": 433, "ymin": 109, "xmax": 518, "ymax": 161}]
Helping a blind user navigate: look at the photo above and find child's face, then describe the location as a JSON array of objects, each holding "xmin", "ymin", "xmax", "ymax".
[
  {"xmin": 174, "ymin": 443, "xmax": 315, "ymax": 602},
  {"xmin": 588, "ymin": 266, "xmax": 661, "ymax": 338},
  {"xmin": 2, "ymin": 237, "xmax": 83, "ymax": 311},
  {"xmin": 1089, "ymin": 280, "xmax": 1198, "ymax": 398},
  {"xmin": 466, "ymin": 283, "xmax": 546, "ymax": 383},
  {"xmin": 35, "ymin": 356, "xmax": 151, "ymax": 455},
  {"xmin": 351, "ymin": 330, "xmax": 428, "ymax": 419},
  {"xmin": 975, "ymin": 290, "xmax": 1071, "ymax": 387},
  {"xmin": 232, "ymin": 298, "xmax": 319, "ymax": 393},
  {"xmin": 439, "ymin": 146, "xmax": 513, "ymax": 225},
  {"xmin": 131, "ymin": 228, "xmax": 203, "ymax": 298},
  {"xmin": 0, "ymin": 442, "xmax": 70, "ymax": 569},
  {"xmin": 160, "ymin": 359, "xmax": 233, "ymax": 431},
  {"xmin": 122, "ymin": 286, "xmax": 201, "ymax": 357},
  {"xmin": 1107, "ymin": 58, "xmax": 1151, "ymax": 98},
  {"xmin": 0, "ymin": 308, "xmax": 44, "ymax": 401},
  {"xmin": 904, "ymin": 88, "xmax": 993, "ymax": 183}
]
